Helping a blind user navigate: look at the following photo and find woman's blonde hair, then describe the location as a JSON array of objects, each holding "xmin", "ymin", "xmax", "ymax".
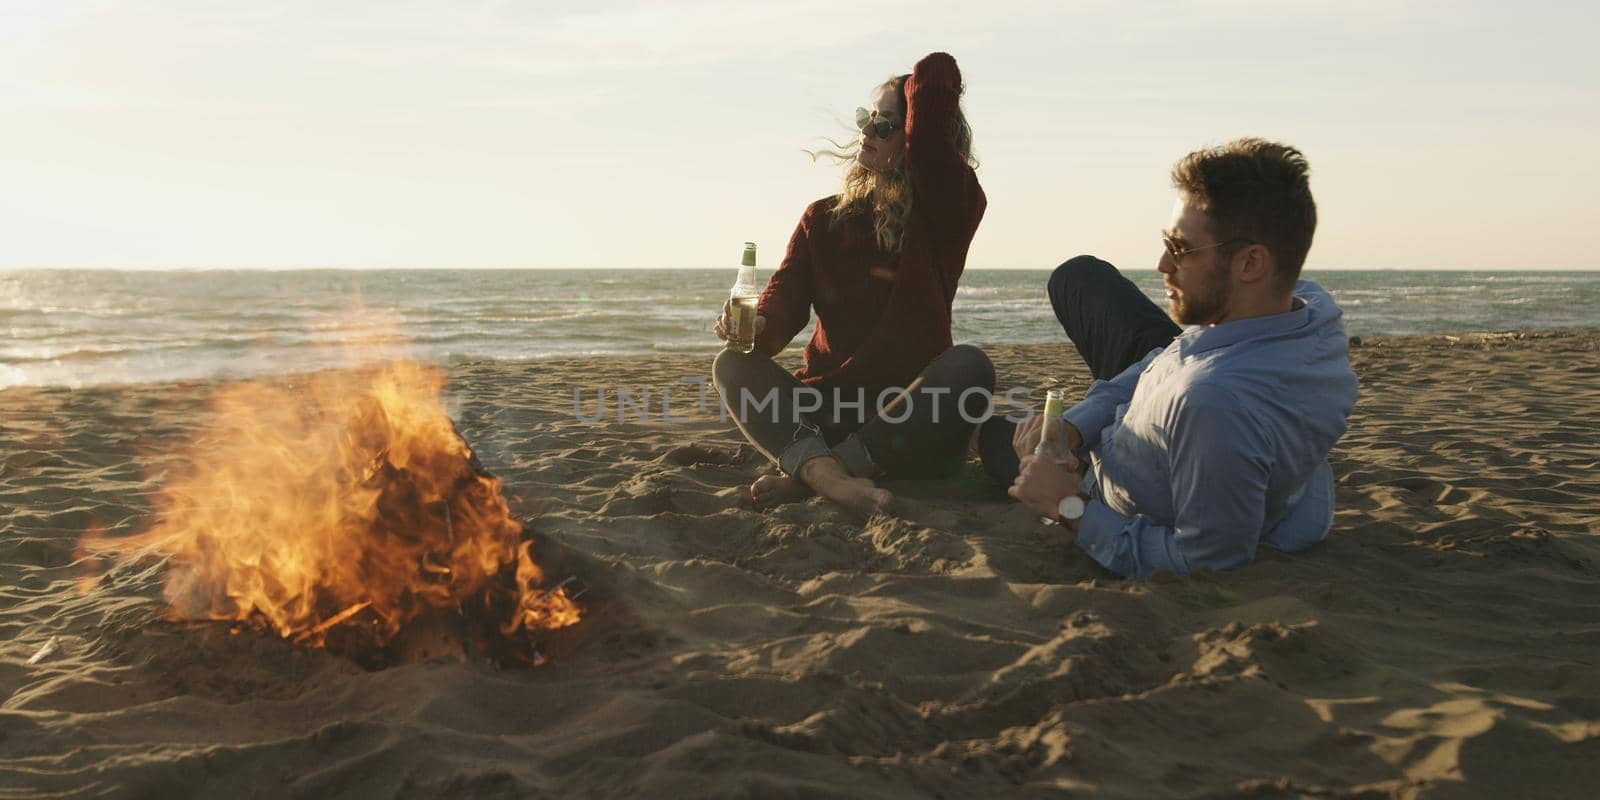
[{"xmin": 807, "ymin": 74, "xmax": 977, "ymax": 253}]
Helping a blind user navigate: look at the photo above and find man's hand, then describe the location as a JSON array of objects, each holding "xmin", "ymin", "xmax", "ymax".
[
  {"xmin": 1012, "ymin": 413, "xmax": 1084, "ymax": 460},
  {"xmin": 714, "ymin": 299, "xmax": 766, "ymax": 343},
  {"xmin": 1008, "ymin": 453, "xmax": 1081, "ymax": 520}
]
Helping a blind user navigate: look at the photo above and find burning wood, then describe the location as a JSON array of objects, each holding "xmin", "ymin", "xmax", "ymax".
[{"xmin": 92, "ymin": 359, "xmax": 580, "ymax": 667}]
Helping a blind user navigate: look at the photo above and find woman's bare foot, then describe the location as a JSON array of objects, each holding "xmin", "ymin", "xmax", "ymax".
[
  {"xmin": 797, "ymin": 456, "xmax": 893, "ymax": 518},
  {"xmin": 749, "ymin": 473, "xmax": 814, "ymax": 510}
]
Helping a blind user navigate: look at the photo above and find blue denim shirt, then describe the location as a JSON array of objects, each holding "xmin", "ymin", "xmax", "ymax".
[{"xmin": 1060, "ymin": 280, "xmax": 1358, "ymax": 578}]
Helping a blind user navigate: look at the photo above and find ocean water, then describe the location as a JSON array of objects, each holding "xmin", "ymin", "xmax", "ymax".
[{"xmin": 2, "ymin": 269, "xmax": 1597, "ymax": 389}]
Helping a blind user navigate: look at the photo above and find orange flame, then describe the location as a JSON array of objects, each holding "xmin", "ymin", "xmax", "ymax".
[{"xmin": 110, "ymin": 358, "xmax": 579, "ymax": 659}]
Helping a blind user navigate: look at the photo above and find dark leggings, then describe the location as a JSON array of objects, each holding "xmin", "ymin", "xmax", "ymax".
[
  {"xmin": 977, "ymin": 255, "xmax": 1181, "ymax": 484},
  {"xmin": 712, "ymin": 344, "xmax": 996, "ymax": 480}
]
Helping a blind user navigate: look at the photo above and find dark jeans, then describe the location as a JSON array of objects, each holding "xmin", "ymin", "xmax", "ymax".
[
  {"xmin": 712, "ymin": 344, "xmax": 996, "ymax": 480},
  {"xmin": 978, "ymin": 255, "xmax": 1181, "ymax": 484}
]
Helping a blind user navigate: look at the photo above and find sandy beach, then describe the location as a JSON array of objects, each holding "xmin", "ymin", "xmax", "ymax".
[{"xmin": 3, "ymin": 330, "xmax": 1598, "ymax": 798}]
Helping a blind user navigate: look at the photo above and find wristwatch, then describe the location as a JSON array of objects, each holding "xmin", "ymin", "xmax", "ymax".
[{"xmin": 1057, "ymin": 491, "xmax": 1088, "ymax": 522}]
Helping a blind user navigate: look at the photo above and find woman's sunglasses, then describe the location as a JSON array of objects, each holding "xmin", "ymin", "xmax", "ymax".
[{"xmin": 855, "ymin": 107, "xmax": 902, "ymax": 139}]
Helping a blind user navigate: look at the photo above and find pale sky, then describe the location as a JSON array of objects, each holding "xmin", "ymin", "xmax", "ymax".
[{"xmin": 1, "ymin": 0, "xmax": 1595, "ymax": 270}]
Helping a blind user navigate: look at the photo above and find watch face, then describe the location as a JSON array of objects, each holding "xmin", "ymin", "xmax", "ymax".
[{"xmin": 1058, "ymin": 494, "xmax": 1086, "ymax": 520}]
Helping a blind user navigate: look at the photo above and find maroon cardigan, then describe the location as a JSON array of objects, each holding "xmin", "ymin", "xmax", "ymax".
[{"xmin": 754, "ymin": 52, "xmax": 986, "ymax": 402}]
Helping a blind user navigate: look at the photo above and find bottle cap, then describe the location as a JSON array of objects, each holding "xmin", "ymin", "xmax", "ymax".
[{"xmin": 741, "ymin": 242, "xmax": 757, "ymax": 267}]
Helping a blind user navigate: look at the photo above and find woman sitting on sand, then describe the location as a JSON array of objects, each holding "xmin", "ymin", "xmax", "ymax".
[{"xmin": 713, "ymin": 51, "xmax": 992, "ymax": 517}]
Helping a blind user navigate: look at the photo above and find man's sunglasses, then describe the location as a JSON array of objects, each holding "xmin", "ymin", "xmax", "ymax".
[
  {"xmin": 1162, "ymin": 234, "xmax": 1251, "ymax": 264},
  {"xmin": 855, "ymin": 107, "xmax": 902, "ymax": 139}
]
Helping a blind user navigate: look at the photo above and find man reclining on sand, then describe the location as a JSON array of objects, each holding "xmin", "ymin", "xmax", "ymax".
[{"xmin": 980, "ymin": 138, "xmax": 1359, "ymax": 578}]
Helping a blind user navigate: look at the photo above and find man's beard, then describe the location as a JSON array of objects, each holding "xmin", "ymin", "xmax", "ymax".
[{"xmin": 1169, "ymin": 261, "xmax": 1232, "ymax": 325}]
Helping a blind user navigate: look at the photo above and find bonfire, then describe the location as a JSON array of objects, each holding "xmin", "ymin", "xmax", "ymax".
[{"xmin": 94, "ymin": 359, "xmax": 580, "ymax": 667}]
